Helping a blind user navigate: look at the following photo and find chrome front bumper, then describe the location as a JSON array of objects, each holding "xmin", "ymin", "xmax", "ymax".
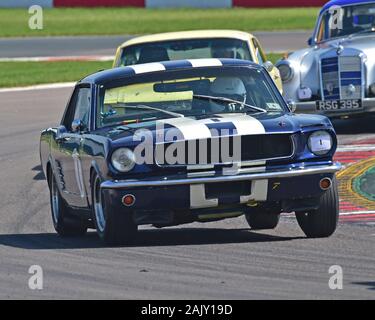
[
  {"xmin": 101, "ymin": 163, "xmax": 342, "ymax": 190},
  {"xmin": 295, "ymin": 98, "xmax": 375, "ymax": 117}
]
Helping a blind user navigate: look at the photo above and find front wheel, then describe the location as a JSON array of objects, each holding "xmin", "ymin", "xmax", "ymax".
[
  {"xmin": 91, "ymin": 174, "xmax": 137, "ymax": 245},
  {"xmin": 245, "ymin": 207, "xmax": 280, "ymax": 230},
  {"xmin": 49, "ymin": 169, "xmax": 87, "ymax": 237},
  {"xmin": 295, "ymin": 177, "xmax": 339, "ymax": 238}
]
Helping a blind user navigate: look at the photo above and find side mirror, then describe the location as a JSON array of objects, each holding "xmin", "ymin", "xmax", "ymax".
[
  {"xmin": 263, "ymin": 61, "xmax": 274, "ymax": 73},
  {"xmin": 287, "ymin": 99, "xmax": 297, "ymax": 113},
  {"xmin": 307, "ymin": 37, "xmax": 313, "ymax": 46},
  {"xmin": 71, "ymin": 119, "xmax": 84, "ymax": 133},
  {"xmin": 57, "ymin": 125, "xmax": 67, "ymax": 135},
  {"xmin": 56, "ymin": 125, "xmax": 68, "ymax": 142}
]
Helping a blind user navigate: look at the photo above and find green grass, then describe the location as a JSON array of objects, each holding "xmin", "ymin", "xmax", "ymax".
[
  {"xmin": 266, "ymin": 53, "xmax": 283, "ymax": 64},
  {"xmin": 0, "ymin": 8, "xmax": 319, "ymax": 37},
  {"xmin": 0, "ymin": 54, "xmax": 283, "ymax": 88},
  {"xmin": 0, "ymin": 61, "xmax": 112, "ymax": 88}
]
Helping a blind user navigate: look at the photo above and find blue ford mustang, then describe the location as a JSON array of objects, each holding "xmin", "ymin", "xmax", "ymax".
[{"xmin": 40, "ymin": 58, "xmax": 342, "ymax": 245}]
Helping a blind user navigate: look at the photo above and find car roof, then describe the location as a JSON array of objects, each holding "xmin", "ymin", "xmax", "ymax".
[
  {"xmin": 321, "ymin": 0, "xmax": 375, "ymax": 13},
  {"xmin": 81, "ymin": 58, "xmax": 259, "ymax": 85},
  {"xmin": 118, "ymin": 30, "xmax": 253, "ymax": 48}
]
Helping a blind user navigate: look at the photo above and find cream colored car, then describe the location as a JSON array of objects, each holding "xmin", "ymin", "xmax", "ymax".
[{"xmin": 113, "ymin": 30, "xmax": 283, "ymax": 92}]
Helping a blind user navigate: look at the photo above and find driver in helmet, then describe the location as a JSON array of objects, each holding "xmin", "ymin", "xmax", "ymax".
[
  {"xmin": 209, "ymin": 77, "xmax": 247, "ymax": 113},
  {"xmin": 211, "ymin": 43, "xmax": 236, "ymax": 59}
]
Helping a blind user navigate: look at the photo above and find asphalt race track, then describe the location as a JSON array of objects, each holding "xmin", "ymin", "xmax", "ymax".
[
  {"xmin": 0, "ymin": 31, "xmax": 311, "ymax": 58},
  {"xmin": 0, "ymin": 87, "xmax": 374, "ymax": 299}
]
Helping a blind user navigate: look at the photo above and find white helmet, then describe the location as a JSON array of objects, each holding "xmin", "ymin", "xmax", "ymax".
[
  {"xmin": 209, "ymin": 77, "xmax": 247, "ymax": 112},
  {"xmin": 211, "ymin": 77, "xmax": 246, "ymax": 97}
]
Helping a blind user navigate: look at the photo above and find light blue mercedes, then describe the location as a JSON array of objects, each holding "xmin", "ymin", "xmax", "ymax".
[{"xmin": 277, "ymin": 0, "xmax": 375, "ymax": 118}]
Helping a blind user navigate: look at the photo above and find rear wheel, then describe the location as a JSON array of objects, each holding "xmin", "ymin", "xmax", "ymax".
[
  {"xmin": 295, "ymin": 177, "xmax": 339, "ymax": 238},
  {"xmin": 49, "ymin": 169, "xmax": 87, "ymax": 237},
  {"xmin": 91, "ymin": 173, "xmax": 137, "ymax": 245},
  {"xmin": 245, "ymin": 207, "xmax": 280, "ymax": 230}
]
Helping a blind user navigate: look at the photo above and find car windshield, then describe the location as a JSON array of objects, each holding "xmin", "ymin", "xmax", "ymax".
[
  {"xmin": 97, "ymin": 67, "xmax": 285, "ymax": 129},
  {"xmin": 317, "ymin": 3, "xmax": 375, "ymax": 41},
  {"xmin": 118, "ymin": 38, "xmax": 252, "ymax": 66}
]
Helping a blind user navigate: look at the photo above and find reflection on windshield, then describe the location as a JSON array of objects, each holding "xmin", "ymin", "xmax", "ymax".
[
  {"xmin": 120, "ymin": 38, "xmax": 252, "ymax": 66},
  {"xmin": 319, "ymin": 3, "xmax": 375, "ymax": 41},
  {"xmin": 97, "ymin": 68, "xmax": 284, "ymax": 129}
]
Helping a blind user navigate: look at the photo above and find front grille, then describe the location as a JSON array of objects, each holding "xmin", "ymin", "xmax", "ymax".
[
  {"xmin": 241, "ymin": 134, "xmax": 293, "ymax": 161},
  {"xmin": 321, "ymin": 56, "xmax": 362, "ymax": 100},
  {"xmin": 156, "ymin": 134, "xmax": 293, "ymax": 166}
]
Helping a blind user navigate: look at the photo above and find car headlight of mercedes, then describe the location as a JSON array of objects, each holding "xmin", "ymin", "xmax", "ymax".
[
  {"xmin": 277, "ymin": 61, "xmax": 294, "ymax": 83},
  {"xmin": 307, "ymin": 131, "xmax": 333, "ymax": 156},
  {"xmin": 111, "ymin": 148, "xmax": 136, "ymax": 172},
  {"xmin": 370, "ymin": 83, "xmax": 375, "ymax": 96}
]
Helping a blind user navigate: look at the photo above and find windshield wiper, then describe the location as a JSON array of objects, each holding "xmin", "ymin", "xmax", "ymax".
[
  {"xmin": 111, "ymin": 104, "xmax": 184, "ymax": 118},
  {"xmin": 193, "ymin": 94, "xmax": 266, "ymax": 114}
]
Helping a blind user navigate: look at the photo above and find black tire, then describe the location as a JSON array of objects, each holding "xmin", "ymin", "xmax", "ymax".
[
  {"xmin": 295, "ymin": 177, "xmax": 339, "ymax": 238},
  {"xmin": 48, "ymin": 169, "xmax": 88, "ymax": 237},
  {"xmin": 245, "ymin": 207, "xmax": 280, "ymax": 230},
  {"xmin": 91, "ymin": 173, "xmax": 137, "ymax": 246}
]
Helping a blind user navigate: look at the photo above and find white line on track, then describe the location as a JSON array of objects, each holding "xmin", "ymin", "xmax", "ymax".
[
  {"xmin": 339, "ymin": 211, "xmax": 375, "ymax": 215},
  {"xmin": 0, "ymin": 82, "xmax": 75, "ymax": 93},
  {"xmin": 0, "ymin": 55, "xmax": 115, "ymax": 62},
  {"xmin": 337, "ymin": 144, "xmax": 375, "ymax": 152}
]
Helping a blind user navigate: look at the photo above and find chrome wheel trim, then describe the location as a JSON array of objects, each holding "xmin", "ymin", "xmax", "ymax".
[
  {"xmin": 51, "ymin": 175, "xmax": 60, "ymax": 224},
  {"xmin": 94, "ymin": 177, "xmax": 106, "ymax": 233}
]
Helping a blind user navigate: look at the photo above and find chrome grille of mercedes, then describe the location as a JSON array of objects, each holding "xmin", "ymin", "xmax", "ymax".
[{"xmin": 321, "ymin": 56, "xmax": 362, "ymax": 101}]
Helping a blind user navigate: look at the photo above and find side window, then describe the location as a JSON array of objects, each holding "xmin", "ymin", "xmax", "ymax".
[
  {"xmin": 73, "ymin": 88, "xmax": 91, "ymax": 129},
  {"xmin": 62, "ymin": 86, "xmax": 91, "ymax": 131},
  {"xmin": 252, "ymin": 38, "xmax": 266, "ymax": 65},
  {"xmin": 317, "ymin": 15, "xmax": 326, "ymax": 42}
]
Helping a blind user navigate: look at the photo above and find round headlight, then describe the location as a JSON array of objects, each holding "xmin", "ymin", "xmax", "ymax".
[
  {"xmin": 370, "ymin": 83, "xmax": 375, "ymax": 96},
  {"xmin": 308, "ymin": 131, "xmax": 333, "ymax": 156},
  {"xmin": 111, "ymin": 148, "xmax": 136, "ymax": 172},
  {"xmin": 277, "ymin": 61, "xmax": 294, "ymax": 83}
]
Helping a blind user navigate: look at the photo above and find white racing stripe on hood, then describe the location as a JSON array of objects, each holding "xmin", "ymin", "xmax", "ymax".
[
  {"xmin": 216, "ymin": 114, "xmax": 267, "ymax": 169},
  {"xmin": 158, "ymin": 114, "xmax": 266, "ymax": 141},
  {"xmin": 158, "ymin": 117, "xmax": 212, "ymax": 140},
  {"xmin": 158, "ymin": 115, "xmax": 268, "ymax": 171},
  {"xmin": 130, "ymin": 63, "xmax": 166, "ymax": 74},
  {"xmin": 188, "ymin": 59, "xmax": 222, "ymax": 68},
  {"xmin": 216, "ymin": 113, "xmax": 266, "ymax": 135}
]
